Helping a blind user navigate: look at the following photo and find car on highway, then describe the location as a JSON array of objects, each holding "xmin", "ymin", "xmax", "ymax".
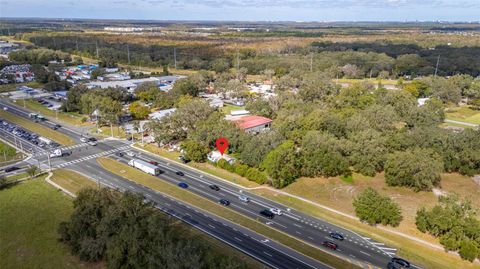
[
  {"xmin": 329, "ymin": 232, "xmax": 344, "ymax": 241},
  {"xmin": 51, "ymin": 126, "xmax": 59, "ymax": 130},
  {"xmin": 115, "ymin": 152, "xmax": 124, "ymax": 157},
  {"xmin": 391, "ymin": 257, "xmax": 410, "ymax": 268},
  {"xmin": 4, "ymin": 166, "xmax": 20, "ymax": 172},
  {"xmin": 176, "ymin": 171, "xmax": 185, "ymax": 176},
  {"xmin": 322, "ymin": 241, "xmax": 338, "ymax": 250},
  {"xmin": 209, "ymin": 184, "xmax": 220, "ymax": 191},
  {"xmin": 80, "ymin": 137, "xmax": 89, "ymax": 143},
  {"xmin": 260, "ymin": 209, "xmax": 275, "ymax": 219},
  {"xmin": 126, "ymin": 152, "xmax": 135, "ymax": 157},
  {"xmin": 3, "ymin": 107, "xmax": 8, "ymax": 110},
  {"xmin": 178, "ymin": 182, "xmax": 188, "ymax": 189},
  {"xmin": 219, "ymin": 199, "xmax": 230, "ymax": 206},
  {"xmin": 88, "ymin": 141, "xmax": 98, "ymax": 146},
  {"xmin": 149, "ymin": 160, "xmax": 159, "ymax": 165},
  {"xmin": 269, "ymin": 208, "xmax": 282, "ymax": 215},
  {"xmin": 238, "ymin": 195, "xmax": 250, "ymax": 203}
]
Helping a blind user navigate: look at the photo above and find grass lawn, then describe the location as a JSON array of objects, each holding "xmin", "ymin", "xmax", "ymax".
[
  {"xmin": 136, "ymin": 143, "xmax": 260, "ymax": 188},
  {"xmin": 0, "ymin": 140, "xmax": 23, "ymax": 163},
  {"xmin": 221, "ymin": 104, "xmax": 245, "ymax": 115},
  {"xmin": 333, "ymin": 78, "xmax": 401, "ymax": 85},
  {"xmin": 6, "ymin": 172, "xmax": 29, "ymax": 183},
  {"xmin": 97, "ymin": 157, "xmax": 359, "ymax": 269},
  {"xmin": 91, "ymin": 126, "xmax": 126, "ymax": 138},
  {"xmin": 0, "ymin": 177, "xmax": 100, "ymax": 269},
  {"xmin": 50, "ymin": 169, "xmax": 98, "ymax": 195},
  {"xmin": 23, "ymin": 100, "xmax": 91, "ymax": 127},
  {"xmin": 252, "ymin": 172, "xmax": 480, "ymax": 269},
  {"xmin": 0, "ymin": 110, "xmax": 75, "ymax": 146},
  {"xmin": 445, "ymin": 106, "xmax": 480, "ymax": 125}
]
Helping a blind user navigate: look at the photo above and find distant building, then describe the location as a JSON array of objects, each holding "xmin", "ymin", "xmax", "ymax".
[
  {"xmin": 148, "ymin": 108, "xmax": 177, "ymax": 120},
  {"xmin": 417, "ymin": 98, "xmax": 430, "ymax": 106},
  {"xmin": 232, "ymin": 115, "xmax": 272, "ymax": 133}
]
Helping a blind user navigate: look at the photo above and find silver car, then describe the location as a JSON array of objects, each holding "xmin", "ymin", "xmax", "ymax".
[{"xmin": 238, "ymin": 195, "xmax": 250, "ymax": 203}]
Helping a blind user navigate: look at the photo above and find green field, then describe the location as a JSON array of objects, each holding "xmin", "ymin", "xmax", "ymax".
[
  {"xmin": 221, "ymin": 104, "xmax": 245, "ymax": 115},
  {"xmin": 0, "ymin": 140, "xmax": 22, "ymax": 163},
  {"xmin": 97, "ymin": 157, "xmax": 360, "ymax": 269},
  {"xmin": 445, "ymin": 106, "xmax": 480, "ymax": 125},
  {"xmin": 0, "ymin": 177, "xmax": 98, "ymax": 269},
  {"xmin": 50, "ymin": 169, "xmax": 98, "ymax": 195},
  {"xmin": 0, "ymin": 109, "xmax": 75, "ymax": 146}
]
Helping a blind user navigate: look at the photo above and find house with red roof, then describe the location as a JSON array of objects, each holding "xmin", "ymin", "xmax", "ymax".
[{"xmin": 232, "ymin": 115, "xmax": 272, "ymax": 134}]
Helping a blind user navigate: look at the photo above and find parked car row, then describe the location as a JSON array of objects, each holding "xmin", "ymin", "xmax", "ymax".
[
  {"xmin": 35, "ymin": 97, "xmax": 58, "ymax": 108},
  {"xmin": 0, "ymin": 118, "xmax": 59, "ymax": 150}
]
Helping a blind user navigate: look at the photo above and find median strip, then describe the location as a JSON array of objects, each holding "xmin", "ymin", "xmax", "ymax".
[
  {"xmin": 97, "ymin": 157, "xmax": 360, "ymax": 269},
  {"xmin": 0, "ymin": 109, "xmax": 75, "ymax": 146}
]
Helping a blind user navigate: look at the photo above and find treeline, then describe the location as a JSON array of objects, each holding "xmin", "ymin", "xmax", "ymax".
[
  {"xmin": 9, "ymin": 48, "xmax": 71, "ymax": 65},
  {"xmin": 311, "ymin": 41, "xmax": 480, "ymax": 77},
  {"xmin": 58, "ymin": 188, "xmax": 249, "ymax": 269},
  {"xmin": 23, "ymin": 32, "xmax": 480, "ymax": 78}
]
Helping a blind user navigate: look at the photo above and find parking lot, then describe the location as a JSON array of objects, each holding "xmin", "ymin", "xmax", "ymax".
[{"xmin": 0, "ymin": 117, "xmax": 60, "ymax": 152}]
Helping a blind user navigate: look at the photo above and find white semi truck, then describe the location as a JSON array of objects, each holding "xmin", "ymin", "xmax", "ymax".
[
  {"xmin": 39, "ymin": 136, "xmax": 52, "ymax": 145},
  {"xmin": 128, "ymin": 159, "xmax": 160, "ymax": 176}
]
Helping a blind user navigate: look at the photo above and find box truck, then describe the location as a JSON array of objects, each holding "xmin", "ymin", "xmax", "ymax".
[{"xmin": 128, "ymin": 159, "xmax": 160, "ymax": 176}]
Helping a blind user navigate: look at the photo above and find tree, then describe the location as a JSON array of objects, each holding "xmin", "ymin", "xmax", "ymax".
[
  {"xmin": 346, "ymin": 129, "xmax": 387, "ymax": 176},
  {"xmin": 211, "ymin": 58, "xmax": 230, "ymax": 73},
  {"xmin": 240, "ymin": 131, "xmax": 283, "ymax": 167},
  {"xmin": 170, "ymin": 76, "xmax": 204, "ymax": 98},
  {"xmin": 180, "ymin": 140, "xmax": 209, "ymax": 162},
  {"xmin": 27, "ymin": 165, "xmax": 39, "ymax": 178},
  {"xmin": 245, "ymin": 99, "xmax": 274, "ymax": 118},
  {"xmin": 0, "ymin": 175, "xmax": 6, "ymax": 189},
  {"xmin": 353, "ymin": 188, "xmax": 402, "ymax": 227},
  {"xmin": 261, "ymin": 140, "xmax": 300, "ymax": 188},
  {"xmin": 129, "ymin": 101, "xmax": 150, "ymax": 120},
  {"xmin": 385, "ymin": 148, "xmax": 443, "ymax": 191},
  {"xmin": 459, "ymin": 240, "xmax": 479, "ymax": 262}
]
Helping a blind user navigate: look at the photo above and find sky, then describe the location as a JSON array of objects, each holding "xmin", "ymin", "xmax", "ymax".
[{"xmin": 0, "ymin": 0, "xmax": 479, "ymax": 22}]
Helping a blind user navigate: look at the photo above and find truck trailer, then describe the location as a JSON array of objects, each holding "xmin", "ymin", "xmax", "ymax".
[{"xmin": 128, "ymin": 159, "xmax": 161, "ymax": 176}]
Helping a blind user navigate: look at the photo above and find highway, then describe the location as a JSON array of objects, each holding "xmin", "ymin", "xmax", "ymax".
[{"xmin": 0, "ymin": 98, "xmax": 414, "ymax": 269}]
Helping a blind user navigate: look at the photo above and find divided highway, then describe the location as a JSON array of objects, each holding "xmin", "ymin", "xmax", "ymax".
[{"xmin": 0, "ymin": 98, "xmax": 416, "ymax": 269}]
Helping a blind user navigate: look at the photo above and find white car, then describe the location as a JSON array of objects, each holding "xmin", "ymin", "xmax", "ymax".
[
  {"xmin": 238, "ymin": 195, "xmax": 250, "ymax": 203},
  {"xmin": 88, "ymin": 141, "xmax": 97, "ymax": 146},
  {"xmin": 269, "ymin": 208, "xmax": 283, "ymax": 216},
  {"xmin": 3, "ymin": 107, "xmax": 7, "ymax": 111},
  {"xmin": 126, "ymin": 151, "xmax": 135, "ymax": 157},
  {"xmin": 80, "ymin": 137, "xmax": 88, "ymax": 143}
]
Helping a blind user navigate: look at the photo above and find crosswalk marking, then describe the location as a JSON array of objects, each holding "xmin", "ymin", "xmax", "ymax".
[{"xmin": 54, "ymin": 145, "xmax": 130, "ymax": 168}]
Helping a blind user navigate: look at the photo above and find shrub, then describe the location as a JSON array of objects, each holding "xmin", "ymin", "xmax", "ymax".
[
  {"xmin": 245, "ymin": 168, "xmax": 268, "ymax": 185},
  {"xmin": 234, "ymin": 164, "xmax": 249, "ymax": 177}
]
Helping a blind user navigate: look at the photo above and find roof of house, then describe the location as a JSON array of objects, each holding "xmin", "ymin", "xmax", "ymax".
[{"xmin": 232, "ymin": 115, "xmax": 272, "ymax": 130}]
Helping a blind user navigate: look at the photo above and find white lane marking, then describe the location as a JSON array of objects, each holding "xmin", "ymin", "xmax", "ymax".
[
  {"xmin": 293, "ymin": 223, "xmax": 302, "ymax": 228},
  {"xmin": 263, "ymin": 251, "xmax": 273, "ymax": 257},
  {"xmin": 360, "ymin": 251, "xmax": 371, "ymax": 257},
  {"xmin": 208, "ymin": 224, "xmax": 216, "ymax": 229},
  {"xmin": 234, "ymin": 237, "xmax": 242, "ymax": 242}
]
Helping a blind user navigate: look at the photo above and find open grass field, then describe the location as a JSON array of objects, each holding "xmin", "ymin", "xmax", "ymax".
[
  {"xmin": 252, "ymin": 172, "xmax": 480, "ymax": 269},
  {"xmin": 23, "ymin": 100, "xmax": 91, "ymax": 127},
  {"xmin": 97, "ymin": 157, "xmax": 359, "ymax": 269},
  {"xmin": 50, "ymin": 169, "xmax": 98, "ymax": 195},
  {"xmin": 0, "ymin": 109, "xmax": 75, "ymax": 146},
  {"xmin": 445, "ymin": 106, "xmax": 480, "ymax": 125},
  {"xmin": 0, "ymin": 177, "xmax": 100, "ymax": 269}
]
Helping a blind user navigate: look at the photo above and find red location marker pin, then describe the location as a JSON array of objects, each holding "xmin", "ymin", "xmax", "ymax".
[{"xmin": 216, "ymin": 137, "xmax": 229, "ymax": 155}]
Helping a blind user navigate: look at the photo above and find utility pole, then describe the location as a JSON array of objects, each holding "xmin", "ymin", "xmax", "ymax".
[
  {"xmin": 173, "ymin": 47, "xmax": 177, "ymax": 69},
  {"xmin": 75, "ymin": 38, "xmax": 79, "ymax": 51},
  {"xmin": 53, "ymin": 37, "xmax": 56, "ymax": 49},
  {"xmin": 236, "ymin": 50, "xmax": 240, "ymax": 80},
  {"xmin": 434, "ymin": 55, "xmax": 440, "ymax": 77},
  {"xmin": 127, "ymin": 44, "xmax": 131, "ymax": 64},
  {"xmin": 47, "ymin": 151, "xmax": 52, "ymax": 172}
]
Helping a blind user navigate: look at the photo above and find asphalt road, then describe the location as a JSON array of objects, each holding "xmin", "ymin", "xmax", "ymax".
[{"xmin": 0, "ymin": 98, "xmax": 417, "ymax": 269}]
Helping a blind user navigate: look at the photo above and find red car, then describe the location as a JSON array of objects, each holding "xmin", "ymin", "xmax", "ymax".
[
  {"xmin": 322, "ymin": 241, "xmax": 338, "ymax": 250},
  {"xmin": 149, "ymin": 161, "xmax": 159, "ymax": 165}
]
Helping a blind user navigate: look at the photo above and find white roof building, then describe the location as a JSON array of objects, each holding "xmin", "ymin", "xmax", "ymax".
[{"xmin": 148, "ymin": 108, "xmax": 177, "ymax": 120}]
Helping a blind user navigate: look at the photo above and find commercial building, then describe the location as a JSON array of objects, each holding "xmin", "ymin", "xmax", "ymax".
[{"xmin": 232, "ymin": 115, "xmax": 272, "ymax": 133}]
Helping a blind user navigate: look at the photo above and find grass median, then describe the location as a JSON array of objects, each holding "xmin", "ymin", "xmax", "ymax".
[
  {"xmin": 50, "ymin": 169, "xmax": 98, "ymax": 195},
  {"xmin": 97, "ymin": 157, "xmax": 360, "ymax": 269},
  {"xmin": 0, "ymin": 109, "xmax": 75, "ymax": 146}
]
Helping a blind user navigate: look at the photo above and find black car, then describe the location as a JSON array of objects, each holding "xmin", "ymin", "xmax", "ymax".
[
  {"xmin": 178, "ymin": 156, "xmax": 190, "ymax": 163},
  {"xmin": 176, "ymin": 171, "xmax": 185, "ymax": 176},
  {"xmin": 391, "ymin": 257, "xmax": 410, "ymax": 268},
  {"xmin": 51, "ymin": 126, "xmax": 58, "ymax": 130},
  {"xmin": 260, "ymin": 209, "xmax": 275, "ymax": 219},
  {"xmin": 4, "ymin": 166, "xmax": 20, "ymax": 172},
  {"xmin": 219, "ymin": 199, "xmax": 230, "ymax": 206},
  {"xmin": 116, "ymin": 152, "xmax": 124, "ymax": 157},
  {"xmin": 329, "ymin": 232, "xmax": 344, "ymax": 241},
  {"xmin": 209, "ymin": 184, "xmax": 220, "ymax": 191}
]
